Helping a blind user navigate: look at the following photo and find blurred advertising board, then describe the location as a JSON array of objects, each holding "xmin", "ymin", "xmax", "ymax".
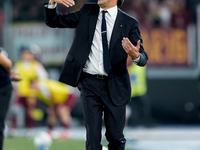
[
  {"xmin": 4, "ymin": 22, "xmax": 74, "ymax": 66},
  {"xmin": 141, "ymin": 28, "xmax": 190, "ymax": 67},
  {"xmin": 140, "ymin": 25, "xmax": 198, "ymax": 79}
]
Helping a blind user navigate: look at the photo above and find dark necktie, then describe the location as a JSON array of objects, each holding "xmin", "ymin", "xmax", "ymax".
[{"xmin": 101, "ymin": 10, "xmax": 111, "ymax": 74}]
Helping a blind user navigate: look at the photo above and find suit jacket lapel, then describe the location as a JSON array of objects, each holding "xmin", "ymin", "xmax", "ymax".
[
  {"xmin": 89, "ymin": 5, "xmax": 99, "ymax": 46},
  {"xmin": 109, "ymin": 9, "xmax": 124, "ymax": 52}
]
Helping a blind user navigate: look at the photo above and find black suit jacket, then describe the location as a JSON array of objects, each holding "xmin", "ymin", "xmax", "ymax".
[{"xmin": 44, "ymin": 3, "xmax": 148, "ymax": 106}]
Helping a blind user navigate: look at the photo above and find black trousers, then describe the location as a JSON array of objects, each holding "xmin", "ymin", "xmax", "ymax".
[
  {"xmin": 78, "ymin": 73, "xmax": 126, "ymax": 150},
  {"xmin": 0, "ymin": 83, "xmax": 12, "ymax": 150}
]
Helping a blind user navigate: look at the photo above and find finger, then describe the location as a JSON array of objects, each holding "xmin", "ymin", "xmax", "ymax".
[
  {"xmin": 67, "ymin": 0, "xmax": 75, "ymax": 6},
  {"xmin": 136, "ymin": 40, "xmax": 140, "ymax": 50},
  {"xmin": 62, "ymin": 1, "xmax": 72, "ymax": 7},
  {"xmin": 61, "ymin": 0, "xmax": 70, "ymax": 7},
  {"xmin": 122, "ymin": 40, "xmax": 130, "ymax": 51},
  {"xmin": 123, "ymin": 38, "xmax": 133, "ymax": 47},
  {"xmin": 122, "ymin": 38, "xmax": 130, "ymax": 47},
  {"xmin": 123, "ymin": 37, "xmax": 129, "ymax": 45},
  {"xmin": 122, "ymin": 41, "xmax": 126, "ymax": 49},
  {"xmin": 122, "ymin": 41, "xmax": 128, "ymax": 52},
  {"xmin": 62, "ymin": 0, "xmax": 74, "ymax": 7},
  {"xmin": 124, "ymin": 38, "xmax": 135, "ymax": 50}
]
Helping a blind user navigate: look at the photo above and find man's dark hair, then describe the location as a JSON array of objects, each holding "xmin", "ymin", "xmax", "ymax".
[{"xmin": 117, "ymin": 0, "xmax": 124, "ymax": 6}]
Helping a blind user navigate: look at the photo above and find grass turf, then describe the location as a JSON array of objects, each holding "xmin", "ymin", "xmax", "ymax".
[{"xmin": 3, "ymin": 137, "xmax": 134, "ymax": 150}]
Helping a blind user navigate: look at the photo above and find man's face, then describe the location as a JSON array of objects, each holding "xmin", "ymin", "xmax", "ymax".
[
  {"xmin": 98, "ymin": 0, "xmax": 107, "ymax": 5},
  {"xmin": 21, "ymin": 50, "xmax": 35, "ymax": 61},
  {"xmin": 98, "ymin": 0, "xmax": 117, "ymax": 9}
]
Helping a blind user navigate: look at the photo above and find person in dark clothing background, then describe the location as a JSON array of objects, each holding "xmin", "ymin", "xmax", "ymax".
[{"xmin": 0, "ymin": 48, "xmax": 21, "ymax": 150}]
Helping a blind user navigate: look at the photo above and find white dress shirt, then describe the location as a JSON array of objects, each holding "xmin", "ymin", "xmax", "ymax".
[{"xmin": 83, "ymin": 6, "xmax": 118, "ymax": 76}]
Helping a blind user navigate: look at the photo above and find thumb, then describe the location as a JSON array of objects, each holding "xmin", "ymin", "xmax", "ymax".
[{"xmin": 136, "ymin": 40, "xmax": 140, "ymax": 50}]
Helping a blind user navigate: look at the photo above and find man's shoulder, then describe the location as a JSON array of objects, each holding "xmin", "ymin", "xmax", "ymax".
[{"xmin": 119, "ymin": 9, "xmax": 138, "ymax": 24}]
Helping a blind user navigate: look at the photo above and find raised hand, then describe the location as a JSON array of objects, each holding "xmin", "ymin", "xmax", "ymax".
[
  {"xmin": 49, "ymin": 0, "xmax": 75, "ymax": 7},
  {"xmin": 122, "ymin": 37, "xmax": 140, "ymax": 59}
]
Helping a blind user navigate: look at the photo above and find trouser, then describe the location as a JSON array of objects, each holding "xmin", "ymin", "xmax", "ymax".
[
  {"xmin": 0, "ymin": 83, "xmax": 12, "ymax": 150},
  {"xmin": 78, "ymin": 73, "xmax": 126, "ymax": 150}
]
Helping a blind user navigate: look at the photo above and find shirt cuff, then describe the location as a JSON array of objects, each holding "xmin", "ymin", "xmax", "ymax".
[
  {"xmin": 47, "ymin": 0, "xmax": 57, "ymax": 9},
  {"xmin": 132, "ymin": 55, "xmax": 140, "ymax": 64}
]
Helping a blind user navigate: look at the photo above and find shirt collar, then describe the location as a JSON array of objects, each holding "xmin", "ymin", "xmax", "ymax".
[{"xmin": 99, "ymin": 5, "xmax": 118, "ymax": 17}]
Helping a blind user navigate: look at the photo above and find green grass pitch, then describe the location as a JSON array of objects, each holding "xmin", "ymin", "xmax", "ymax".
[{"xmin": 3, "ymin": 137, "xmax": 135, "ymax": 150}]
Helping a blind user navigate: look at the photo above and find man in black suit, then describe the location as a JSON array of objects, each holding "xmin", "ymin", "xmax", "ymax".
[{"xmin": 44, "ymin": 0, "xmax": 148, "ymax": 149}]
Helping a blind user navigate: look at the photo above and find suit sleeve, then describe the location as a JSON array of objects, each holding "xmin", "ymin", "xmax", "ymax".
[
  {"xmin": 129, "ymin": 20, "xmax": 148, "ymax": 66},
  {"xmin": 44, "ymin": 3, "xmax": 86, "ymax": 28}
]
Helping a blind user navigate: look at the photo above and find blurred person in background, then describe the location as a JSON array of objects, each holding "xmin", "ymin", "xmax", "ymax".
[
  {"xmin": 125, "ymin": 0, "xmax": 148, "ymax": 27},
  {"xmin": 11, "ymin": 0, "xmax": 45, "ymax": 21},
  {"xmin": 13, "ymin": 45, "xmax": 48, "ymax": 136},
  {"xmin": 30, "ymin": 78, "xmax": 77, "ymax": 140},
  {"xmin": 147, "ymin": 0, "xmax": 172, "ymax": 28},
  {"xmin": 127, "ymin": 57, "xmax": 152, "ymax": 127},
  {"xmin": 170, "ymin": 0, "xmax": 192, "ymax": 29},
  {"xmin": 0, "ymin": 47, "xmax": 21, "ymax": 150}
]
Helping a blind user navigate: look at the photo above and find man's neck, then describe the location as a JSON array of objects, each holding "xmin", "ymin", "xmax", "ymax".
[{"xmin": 99, "ymin": 3, "xmax": 117, "ymax": 10}]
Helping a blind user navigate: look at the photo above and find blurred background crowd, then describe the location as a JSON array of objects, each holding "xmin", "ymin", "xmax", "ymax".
[
  {"xmin": 0, "ymin": 0, "xmax": 199, "ymax": 139},
  {"xmin": 0, "ymin": 0, "xmax": 197, "ymax": 28}
]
